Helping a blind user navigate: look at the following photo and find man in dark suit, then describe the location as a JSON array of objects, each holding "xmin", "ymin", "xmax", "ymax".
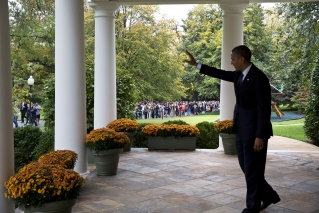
[
  {"xmin": 185, "ymin": 45, "xmax": 280, "ymax": 213},
  {"xmin": 20, "ymin": 102, "xmax": 27, "ymax": 123}
]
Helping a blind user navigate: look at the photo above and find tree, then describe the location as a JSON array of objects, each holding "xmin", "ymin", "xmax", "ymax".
[
  {"xmin": 180, "ymin": 4, "xmax": 223, "ymax": 100},
  {"xmin": 272, "ymin": 2, "xmax": 319, "ymax": 107},
  {"xmin": 9, "ymin": 0, "xmax": 55, "ymax": 100},
  {"xmin": 244, "ymin": 4, "xmax": 273, "ymax": 75},
  {"xmin": 304, "ymin": 61, "xmax": 319, "ymax": 144},
  {"xmin": 85, "ymin": 5, "xmax": 187, "ymax": 102}
]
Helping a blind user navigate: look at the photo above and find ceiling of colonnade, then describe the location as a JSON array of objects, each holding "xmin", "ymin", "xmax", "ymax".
[{"xmin": 99, "ymin": 0, "xmax": 319, "ymax": 5}]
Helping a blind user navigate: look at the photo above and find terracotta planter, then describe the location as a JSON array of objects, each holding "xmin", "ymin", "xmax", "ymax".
[
  {"xmin": 92, "ymin": 149, "xmax": 122, "ymax": 176},
  {"xmin": 19, "ymin": 199, "xmax": 76, "ymax": 213},
  {"xmin": 148, "ymin": 136, "xmax": 196, "ymax": 151},
  {"xmin": 120, "ymin": 132, "xmax": 136, "ymax": 152},
  {"xmin": 220, "ymin": 133, "xmax": 237, "ymax": 155}
]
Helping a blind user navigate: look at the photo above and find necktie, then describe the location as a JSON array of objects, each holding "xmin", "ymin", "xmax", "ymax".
[{"xmin": 239, "ymin": 73, "xmax": 244, "ymax": 86}]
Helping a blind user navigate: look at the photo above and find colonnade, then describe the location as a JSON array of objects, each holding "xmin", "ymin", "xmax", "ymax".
[{"xmin": 0, "ymin": 1, "xmax": 247, "ymax": 211}]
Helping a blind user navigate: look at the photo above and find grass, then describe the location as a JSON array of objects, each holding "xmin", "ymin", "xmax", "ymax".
[
  {"xmin": 137, "ymin": 115, "xmax": 220, "ymax": 126},
  {"xmin": 272, "ymin": 118, "xmax": 309, "ymax": 142},
  {"xmin": 137, "ymin": 115, "xmax": 311, "ymax": 142}
]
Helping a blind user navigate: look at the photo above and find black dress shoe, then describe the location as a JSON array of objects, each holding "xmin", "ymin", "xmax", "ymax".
[{"xmin": 261, "ymin": 197, "xmax": 281, "ymax": 210}]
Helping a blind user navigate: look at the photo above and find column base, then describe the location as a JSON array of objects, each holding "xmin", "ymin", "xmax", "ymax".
[
  {"xmin": 217, "ymin": 147, "xmax": 224, "ymax": 151},
  {"xmin": 80, "ymin": 170, "xmax": 90, "ymax": 179}
]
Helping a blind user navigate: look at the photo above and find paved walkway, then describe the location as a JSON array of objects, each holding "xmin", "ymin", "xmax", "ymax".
[
  {"xmin": 15, "ymin": 136, "xmax": 319, "ymax": 213},
  {"xmin": 70, "ymin": 136, "xmax": 319, "ymax": 213}
]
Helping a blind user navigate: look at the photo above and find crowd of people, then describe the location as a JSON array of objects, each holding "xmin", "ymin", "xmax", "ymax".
[
  {"xmin": 13, "ymin": 102, "xmax": 41, "ymax": 127},
  {"xmin": 134, "ymin": 100, "xmax": 220, "ymax": 119}
]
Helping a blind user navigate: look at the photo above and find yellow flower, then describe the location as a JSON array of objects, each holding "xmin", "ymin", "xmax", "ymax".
[
  {"xmin": 142, "ymin": 124, "xmax": 200, "ymax": 137},
  {"xmin": 215, "ymin": 120, "xmax": 233, "ymax": 134},
  {"xmin": 4, "ymin": 161, "xmax": 84, "ymax": 209},
  {"xmin": 85, "ymin": 128, "xmax": 130, "ymax": 151},
  {"xmin": 107, "ymin": 118, "xmax": 139, "ymax": 132}
]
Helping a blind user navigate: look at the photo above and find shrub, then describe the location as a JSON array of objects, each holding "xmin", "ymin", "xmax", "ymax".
[
  {"xmin": 33, "ymin": 129, "xmax": 54, "ymax": 161},
  {"xmin": 196, "ymin": 121, "xmax": 219, "ymax": 149},
  {"xmin": 132, "ymin": 123, "xmax": 151, "ymax": 148},
  {"xmin": 14, "ymin": 126, "xmax": 43, "ymax": 172},
  {"xmin": 304, "ymin": 63, "xmax": 319, "ymax": 144},
  {"xmin": 162, "ymin": 120, "xmax": 189, "ymax": 125}
]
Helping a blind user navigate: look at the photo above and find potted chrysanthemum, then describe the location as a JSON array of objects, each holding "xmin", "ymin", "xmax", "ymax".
[
  {"xmin": 214, "ymin": 119, "xmax": 237, "ymax": 155},
  {"xmin": 85, "ymin": 127, "xmax": 130, "ymax": 175},
  {"xmin": 4, "ymin": 162, "xmax": 84, "ymax": 213},
  {"xmin": 142, "ymin": 124, "xmax": 200, "ymax": 150},
  {"xmin": 106, "ymin": 118, "xmax": 139, "ymax": 152},
  {"xmin": 38, "ymin": 150, "xmax": 78, "ymax": 169}
]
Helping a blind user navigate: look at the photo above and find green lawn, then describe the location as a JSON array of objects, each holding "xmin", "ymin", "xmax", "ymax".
[
  {"xmin": 272, "ymin": 118, "xmax": 309, "ymax": 142},
  {"xmin": 137, "ymin": 116, "xmax": 310, "ymax": 142},
  {"xmin": 137, "ymin": 115, "xmax": 220, "ymax": 126}
]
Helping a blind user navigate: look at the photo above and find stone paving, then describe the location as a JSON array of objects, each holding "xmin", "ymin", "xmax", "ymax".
[
  {"xmin": 71, "ymin": 136, "xmax": 319, "ymax": 213},
  {"xmin": 14, "ymin": 136, "xmax": 319, "ymax": 213}
]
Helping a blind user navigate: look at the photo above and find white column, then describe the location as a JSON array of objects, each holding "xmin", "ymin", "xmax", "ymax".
[
  {"xmin": 89, "ymin": 1, "xmax": 118, "ymax": 129},
  {"xmin": 218, "ymin": 3, "xmax": 248, "ymax": 150},
  {"xmin": 0, "ymin": 1, "xmax": 15, "ymax": 212},
  {"xmin": 55, "ymin": 0, "xmax": 88, "ymax": 176}
]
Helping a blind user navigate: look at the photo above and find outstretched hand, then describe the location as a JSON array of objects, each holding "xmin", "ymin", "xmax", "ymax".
[{"xmin": 184, "ymin": 50, "xmax": 198, "ymax": 66}]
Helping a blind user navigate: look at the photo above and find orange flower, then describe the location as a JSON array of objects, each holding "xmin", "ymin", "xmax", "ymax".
[
  {"xmin": 38, "ymin": 150, "xmax": 78, "ymax": 169},
  {"xmin": 4, "ymin": 162, "xmax": 84, "ymax": 209},
  {"xmin": 214, "ymin": 120, "xmax": 233, "ymax": 134},
  {"xmin": 142, "ymin": 124, "xmax": 200, "ymax": 137},
  {"xmin": 86, "ymin": 128, "xmax": 130, "ymax": 151},
  {"xmin": 107, "ymin": 118, "xmax": 139, "ymax": 132}
]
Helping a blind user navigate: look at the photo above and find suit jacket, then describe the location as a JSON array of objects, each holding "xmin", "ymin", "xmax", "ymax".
[{"xmin": 200, "ymin": 64, "xmax": 273, "ymax": 140}]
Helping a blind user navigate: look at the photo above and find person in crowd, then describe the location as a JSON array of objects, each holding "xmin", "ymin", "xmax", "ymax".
[
  {"xmin": 35, "ymin": 103, "xmax": 41, "ymax": 125},
  {"xmin": 13, "ymin": 104, "xmax": 19, "ymax": 128},
  {"xmin": 25, "ymin": 103, "xmax": 31, "ymax": 125},
  {"xmin": 20, "ymin": 102, "xmax": 27, "ymax": 123},
  {"xmin": 30, "ymin": 103, "xmax": 38, "ymax": 126}
]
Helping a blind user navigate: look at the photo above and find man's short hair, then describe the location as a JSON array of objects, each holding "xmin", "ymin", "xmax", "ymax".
[{"xmin": 232, "ymin": 45, "xmax": 251, "ymax": 62}]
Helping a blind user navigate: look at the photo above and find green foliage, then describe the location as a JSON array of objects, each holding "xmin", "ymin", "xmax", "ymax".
[
  {"xmin": 85, "ymin": 57, "xmax": 94, "ymax": 133},
  {"xmin": 9, "ymin": 0, "xmax": 55, "ymax": 100},
  {"xmin": 162, "ymin": 120, "xmax": 190, "ymax": 125},
  {"xmin": 85, "ymin": 6, "xmax": 187, "ymax": 101},
  {"xmin": 132, "ymin": 123, "xmax": 151, "ymax": 148},
  {"xmin": 117, "ymin": 69, "xmax": 137, "ymax": 119},
  {"xmin": 33, "ymin": 129, "xmax": 55, "ymax": 161},
  {"xmin": 304, "ymin": 62, "xmax": 319, "ymax": 144},
  {"xmin": 85, "ymin": 58, "xmax": 137, "ymax": 132},
  {"xmin": 270, "ymin": 2, "xmax": 319, "ymax": 98},
  {"xmin": 42, "ymin": 75, "xmax": 55, "ymax": 130},
  {"xmin": 180, "ymin": 5, "xmax": 223, "ymax": 100},
  {"xmin": 14, "ymin": 126, "xmax": 43, "ymax": 172},
  {"xmin": 195, "ymin": 121, "xmax": 219, "ymax": 149},
  {"xmin": 244, "ymin": 3, "xmax": 272, "ymax": 74},
  {"xmin": 290, "ymin": 87, "xmax": 309, "ymax": 113}
]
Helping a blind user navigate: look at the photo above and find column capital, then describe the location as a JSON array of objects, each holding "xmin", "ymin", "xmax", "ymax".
[
  {"xmin": 219, "ymin": 2, "xmax": 248, "ymax": 14},
  {"xmin": 88, "ymin": 1, "xmax": 119, "ymax": 17}
]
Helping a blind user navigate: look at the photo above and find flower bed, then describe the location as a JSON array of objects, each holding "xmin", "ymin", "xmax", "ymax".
[
  {"xmin": 142, "ymin": 124, "xmax": 200, "ymax": 138},
  {"xmin": 142, "ymin": 124, "xmax": 200, "ymax": 151}
]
